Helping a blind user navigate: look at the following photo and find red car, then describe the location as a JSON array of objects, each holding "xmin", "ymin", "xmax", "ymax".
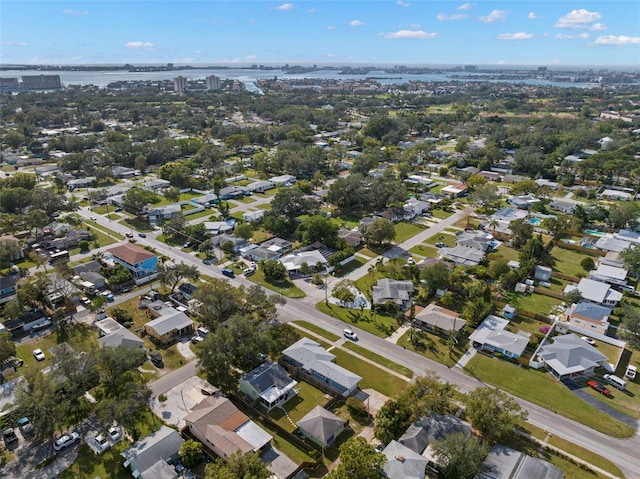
[{"xmin": 587, "ymin": 380, "xmax": 611, "ymax": 396}]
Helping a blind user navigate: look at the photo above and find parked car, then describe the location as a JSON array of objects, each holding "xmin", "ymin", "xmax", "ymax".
[
  {"xmin": 2, "ymin": 427, "xmax": 18, "ymax": 445},
  {"xmin": 581, "ymin": 336, "xmax": 596, "ymax": 346},
  {"xmin": 93, "ymin": 433, "xmax": 110, "ymax": 454},
  {"xmin": 343, "ymin": 329, "xmax": 358, "ymax": 341},
  {"xmin": 221, "ymin": 268, "xmax": 235, "ymax": 278},
  {"xmin": 138, "ymin": 233, "xmax": 147, "ymax": 238},
  {"xmin": 90, "ymin": 215, "xmax": 97, "ymax": 221},
  {"xmin": 125, "ymin": 232, "xmax": 134, "ymax": 238},
  {"xmin": 107, "ymin": 424, "xmax": 122, "ymax": 443},
  {"xmin": 191, "ymin": 335, "xmax": 205, "ymax": 344},
  {"xmin": 587, "ymin": 380, "xmax": 611, "ymax": 396},
  {"xmin": 182, "ymin": 241, "xmax": 192, "ymax": 248},
  {"xmin": 435, "ymin": 242, "xmax": 447, "ymax": 248},
  {"xmin": 243, "ymin": 267, "xmax": 256, "ymax": 277},
  {"xmin": 625, "ymin": 365, "xmax": 637, "ymax": 380},
  {"xmin": 53, "ymin": 431, "xmax": 80, "ymax": 451},
  {"xmin": 202, "ymin": 257, "xmax": 218, "ymax": 265},
  {"xmin": 17, "ymin": 417, "xmax": 34, "ymax": 436},
  {"xmin": 114, "ymin": 207, "xmax": 123, "ymax": 212},
  {"xmin": 33, "ymin": 349, "xmax": 45, "ymax": 361}
]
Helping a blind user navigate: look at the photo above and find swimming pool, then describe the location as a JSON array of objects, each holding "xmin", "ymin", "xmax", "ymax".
[
  {"xmin": 529, "ymin": 218, "xmax": 542, "ymax": 226},
  {"xmin": 584, "ymin": 229, "xmax": 607, "ymax": 237}
]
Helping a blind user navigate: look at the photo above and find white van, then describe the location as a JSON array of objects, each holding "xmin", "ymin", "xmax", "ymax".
[
  {"xmin": 625, "ymin": 365, "xmax": 637, "ymax": 380},
  {"xmin": 603, "ymin": 374, "xmax": 627, "ymax": 390}
]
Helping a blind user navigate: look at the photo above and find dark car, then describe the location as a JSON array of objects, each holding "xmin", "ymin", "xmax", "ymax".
[
  {"xmin": 203, "ymin": 258, "xmax": 218, "ymax": 265},
  {"xmin": 221, "ymin": 268, "xmax": 235, "ymax": 278},
  {"xmin": 138, "ymin": 233, "xmax": 147, "ymax": 238}
]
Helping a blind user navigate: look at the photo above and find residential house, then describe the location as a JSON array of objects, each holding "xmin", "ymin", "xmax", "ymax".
[
  {"xmin": 280, "ymin": 249, "xmax": 328, "ymax": 275},
  {"xmin": 440, "ymin": 184, "xmax": 467, "ymax": 198},
  {"xmin": 184, "ymin": 395, "xmax": 272, "ymax": 459},
  {"xmin": 0, "ymin": 235, "xmax": 23, "ymax": 261},
  {"xmin": 177, "ymin": 283, "xmax": 198, "ymax": 301},
  {"xmin": 269, "ymin": 174, "xmax": 296, "ymax": 186},
  {"xmin": 80, "ymin": 271, "xmax": 106, "ymax": 290},
  {"xmin": 122, "ymin": 425, "xmax": 184, "ymax": 479},
  {"xmin": 549, "ymin": 201, "xmax": 575, "ymax": 215},
  {"xmin": 72, "ymin": 260, "xmax": 102, "ymax": 275},
  {"xmin": 469, "ymin": 315, "xmax": 530, "ymax": 360},
  {"xmin": 536, "ymin": 333, "xmax": 608, "ymax": 380},
  {"xmin": 563, "ymin": 278, "xmax": 623, "ymax": 307},
  {"xmin": 589, "ymin": 264, "xmax": 628, "ymax": 286},
  {"xmin": 479, "ymin": 170, "xmax": 502, "ymax": 181},
  {"xmin": 112, "ymin": 166, "xmax": 138, "ymax": 178},
  {"xmin": 534, "ymin": 265, "xmax": 552, "ymax": 282},
  {"xmin": 144, "ymin": 179, "xmax": 171, "ymax": 191},
  {"xmin": 372, "ymin": 279, "xmax": 414, "ymax": 310},
  {"xmin": 282, "ymin": 338, "xmax": 361, "ymax": 397},
  {"xmin": 96, "ymin": 317, "xmax": 146, "ymax": 351},
  {"xmin": 108, "ymin": 243, "xmax": 158, "ymax": 280},
  {"xmin": 614, "ymin": 229, "xmax": 640, "ymax": 245},
  {"xmin": 212, "ymin": 234, "xmax": 248, "ymax": 253},
  {"xmin": 239, "ymin": 361, "xmax": 298, "ymax": 411},
  {"xmin": 535, "ymin": 178, "xmax": 559, "ymax": 190},
  {"xmin": 192, "ymin": 193, "xmax": 218, "ymax": 207},
  {"xmin": 439, "ymin": 245, "xmax": 486, "ymax": 267},
  {"xmin": 245, "ymin": 180, "xmax": 275, "ymax": 193},
  {"xmin": 218, "ymin": 186, "xmax": 246, "ymax": 200},
  {"xmin": 204, "ymin": 221, "xmax": 233, "ymax": 236},
  {"xmin": 147, "ymin": 204, "xmax": 181, "ymax": 223},
  {"xmin": 298, "ymin": 406, "xmax": 347, "ymax": 448},
  {"xmin": 411, "ymin": 304, "xmax": 466, "ymax": 336},
  {"xmin": 243, "ymin": 237, "xmax": 292, "ymax": 262},
  {"xmin": 599, "ymin": 188, "xmax": 633, "ymax": 201},
  {"xmin": 490, "ymin": 207, "xmax": 528, "ymax": 223},
  {"xmin": 378, "ymin": 206, "xmax": 407, "ymax": 222},
  {"xmin": 67, "ymin": 176, "xmax": 96, "ymax": 190},
  {"xmin": 594, "ymin": 237, "xmax": 631, "ymax": 253},
  {"xmin": 382, "ymin": 440, "xmax": 428, "ymax": 479},
  {"xmin": 478, "ymin": 445, "xmax": 564, "ymax": 479},
  {"xmin": 456, "ymin": 231, "xmax": 494, "ymax": 252},
  {"xmin": 566, "ymin": 302, "xmax": 612, "ymax": 335},
  {"xmin": 53, "ymin": 229, "xmax": 91, "ymax": 250},
  {"xmin": 144, "ymin": 304, "xmax": 194, "ymax": 345},
  {"xmin": 419, "ymin": 192, "xmax": 445, "ymax": 205},
  {"xmin": 508, "ymin": 195, "xmax": 540, "ymax": 210},
  {"xmin": 0, "ymin": 275, "xmax": 18, "ymax": 305},
  {"xmin": 242, "ymin": 210, "xmax": 265, "ymax": 222},
  {"xmin": 404, "ymin": 198, "xmax": 431, "ymax": 216},
  {"xmin": 2, "ymin": 309, "xmax": 51, "ymax": 338}
]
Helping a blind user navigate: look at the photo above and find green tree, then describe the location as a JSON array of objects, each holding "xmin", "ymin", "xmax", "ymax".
[
  {"xmin": 431, "ymin": 432, "xmax": 488, "ymax": 479},
  {"xmin": 509, "ymin": 219, "xmax": 534, "ymax": 249},
  {"xmin": 180, "ymin": 440, "xmax": 203, "ymax": 468},
  {"xmin": 420, "ymin": 262, "xmax": 450, "ymax": 297},
  {"xmin": 470, "ymin": 183, "xmax": 499, "ymax": 212},
  {"xmin": 262, "ymin": 259, "xmax": 287, "ymax": 280},
  {"xmin": 234, "ymin": 223, "xmax": 254, "ymax": 241},
  {"xmin": 363, "ymin": 218, "xmax": 396, "ymax": 247},
  {"xmin": 204, "ymin": 452, "xmax": 271, "ymax": 479},
  {"xmin": 158, "ymin": 262, "xmax": 200, "ymax": 293},
  {"xmin": 564, "ymin": 288, "xmax": 583, "ymax": 304},
  {"xmin": 326, "ymin": 436, "xmax": 385, "ymax": 479},
  {"xmin": 0, "ymin": 238, "xmax": 22, "ymax": 267},
  {"xmin": 164, "ymin": 187, "xmax": 181, "ymax": 202},
  {"xmin": 15, "ymin": 369, "xmax": 63, "ymax": 440},
  {"xmin": 296, "ymin": 214, "xmax": 339, "ymax": 247},
  {"xmin": 122, "ymin": 187, "xmax": 160, "ymax": 216},
  {"xmin": 621, "ymin": 246, "xmax": 640, "ymax": 279},
  {"xmin": 28, "ymin": 209, "xmax": 50, "ymax": 238},
  {"xmin": 158, "ymin": 161, "xmax": 193, "ymax": 188},
  {"xmin": 619, "ymin": 305, "xmax": 640, "ymax": 349},
  {"xmin": 332, "ymin": 279, "xmax": 356, "ymax": 305},
  {"xmin": 465, "ymin": 387, "xmax": 528, "ymax": 444},
  {"xmin": 488, "ymin": 260, "xmax": 510, "ymax": 280},
  {"xmin": 194, "ymin": 279, "xmax": 244, "ymax": 326},
  {"xmin": 0, "ymin": 331, "xmax": 16, "ymax": 363},
  {"xmin": 581, "ymin": 257, "xmax": 596, "ymax": 272}
]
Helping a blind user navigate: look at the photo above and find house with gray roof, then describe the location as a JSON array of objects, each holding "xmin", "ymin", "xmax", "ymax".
[
  {"xmin": 594, "ymin": 237, "xmax": 631, "ymax": 253},
  {"xmin": 412, "ymin": 304, "xmax": 466, "ymax": 336},
  {"xmin": 536, "ymin": 333, "xmax": 608, "ymax": 380},
  {"xmin": 548, "ymin": 201, "xmax": 575, "ymax": 215},
  {"xmin": 112, "ymin": 166, "xmax": 138, "ymax": 178},
  {"xmin": 98, "ymin": 324, "xmax": 146, "ymax": 351},
  {"xmin": 122, "ymin": 425, "xmax": 184, "ymax": 479},
  {"xmin": 144, "ymin": 308, "xmax": 194, "ymax": 345},
  {"xmin": 72, "ymin": 260, "xmax": 102, "ymax": 275},
  {"xmin": 563, "ymin": 278, "xmax": 623, "ymax": 307},
  {"xmin": 282, "ymin": 338, "xmax": 361, "ymax": 397},
  {"xmin": 456, "ymin": 231, "xmax": 494, "ymax": 252},
  {"xmin": 478, "ymin": 445, "xmax": 564, "ymax": 479},
  {"xmin": 469, "ymin": 315, "xmax": 530, "ymax": 359},
  {"xmin": 490, "ymin": 207, "xmax": 528, "ymax": 223},
  {"xmin": 239, "ymin": 361, "xmax": 298, "ymax": 412},
  {"xmin": 298, "ymin": 406, "xmax": 347, "ymax": 448},
  {"xmin": 372, "ymin": 279, "xmax": 414, "ymax": 310},
  {"xmin": 382, "ymin": 440, "xmax": 428, "ymax": 479},
  {"xmin": 566, "ymin": 302, "xmax": 612, "ymax": 335},
  {"xmin": 508, "ymin": 195, "xmax": 540, "ymax": 209},
  {"xmin": 589, "ymin": 264, "xmax": 628, "ymax": 286},
  {"xmin": 280, "ymin": 249, "xmax": 328, "ymax": 275},
  {"xmin": 243, "ymin": 237, "xmax": 292, "ymax": 262},
  {"xmin": 147, "ymin": 204, "xmax": 181, "ymax": 223},
  {"xmin": 439, "ymin": 245, "xmax": 486, "ymax": 266}
]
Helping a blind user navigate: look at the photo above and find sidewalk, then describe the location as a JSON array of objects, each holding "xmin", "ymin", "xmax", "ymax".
[
  {"xmin": 454, "ymin": 345, "xmax": 477, "ymax": 369},
  {"xmin": 385, "ymin": 324, "xmax": 411, "ymax": 344}
]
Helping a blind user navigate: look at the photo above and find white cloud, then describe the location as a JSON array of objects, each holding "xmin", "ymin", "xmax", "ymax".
[
  {"xmin": 498, "ymin": 32, "xmax": 533, "ymax": 41},
  {"xmin": 479, "ymin": 10, "xmax": 508, "ymax": 24},
  {"xmin": 397, "ymin": 1, "xmax": 410, "ymax": 7},
  {"xmin": 528, "ymin": 12, "xmax": 538, "ymax": 20},
  {"xmin": 349, "ymin": 20, "xmax": 365, "ymax": 27},
  {"xmin": 1, "ymin": 41, "xmax": 28, "ymax": 47},
  {"xmin": 307, "ymin": 8, "xmax": 316, "ymax": 13},
  {"xmin": 554, "ymin": 9, "xmax": 601, "ymax": 29},
  {"xmin": 327, "ymin": 25, "xmax": 335, "ymax": 30},
  {"xmin": 125, "ymin": 41, "xmax": 155, "ymax": 50},
  {"xmin": 594, "ymin": 35, "xmax": 640, "ymax": 46},
  {"xmin": 275, "ymin": 3, "xmax": 294, "ymax": 11},
  {"xmin": 62, "ymin": 9, "xmax": 89, "ymax": 16},
  {"xmin": 246, "ymin": 55, "xmax": 258, "ymax": 62},
  {"xmin": 496, "ymin": 60, "xmax": 507, "ymax": 65},
  {"xmin": 590, "ymin": 23, "xmax": 606, "ymax": 31},
  {"xmin": 458, "ymin": 2, "xmax": 475, "ymax": 10},
  {"xmin": 555, "ymin": 33, "xmax": 589, "ymax": 40},
  {"xmin": 437, "ymin": 13, "xmax": 467, "ymax": 21},
  {"xmin": 380, "ymin": 29, "xmax": 438, "ymax": 39}
]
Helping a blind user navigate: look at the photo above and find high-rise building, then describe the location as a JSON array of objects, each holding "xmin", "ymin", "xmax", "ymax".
[
  {"xmin": 173, "ymin": 76, "xmax": 188, "ymax": 94},
  {"xmin": 205, "ymin": 75, "xmax": 221, "ymax": 91},
  {"xmin": 21, "ymin": 75, "xmax": 61, "ymax": 90}
]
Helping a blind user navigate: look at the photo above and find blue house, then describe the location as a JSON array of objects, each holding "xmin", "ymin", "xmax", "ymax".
[
  {"xmin": 107, "ymin": 243, "xmax": 158, "ymax": 280},
  {"xmin": 0, "ymin": 275, "xmax": 18, "ymax": 304},
  {"xmin": 502, "ymin": 304, "xmax": 516, "ymax": 319}
]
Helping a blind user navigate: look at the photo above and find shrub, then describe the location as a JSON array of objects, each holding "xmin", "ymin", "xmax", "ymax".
[{"xmin": 158, "ymin": 393, "xmax": 168, "ymax": 402}]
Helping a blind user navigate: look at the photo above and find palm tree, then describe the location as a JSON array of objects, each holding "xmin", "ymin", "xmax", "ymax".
[{"xmin": 488, "ymin": 219, "xmax": 499, "ymax": 233}]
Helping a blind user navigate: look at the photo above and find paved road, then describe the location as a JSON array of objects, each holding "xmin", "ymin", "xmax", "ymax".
[{"xmin": 76, "ymin": 207, "xmax": 640, "ymax": 478}]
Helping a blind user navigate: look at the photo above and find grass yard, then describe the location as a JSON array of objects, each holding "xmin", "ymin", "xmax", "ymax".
[
  {"xmin": 464, "ymin": 354, "xmax": 636, "ymax": 438},
  {"xmin": 342, "ymin": 342, "xmax": 413, "ymax": 378},
  {"xmin": 409, "ymin": 244, "xmax": 438, "ymax": 258},
  {"xmin": 332, "ymin": 257, "xmax": 366, "ymax": 277},
  {"xmin": 119, "ymin": 217, "xmax": 154, "ymax": 232},
  {"xmin": 396, "ymin": 329, "xmax": 466, "ymax": 368},
  {"xmin": 292, "ymin": 320, "xmax": 340, "ymax": 341},
  {"xmin": 332, "ymin": 348, "xmax": 408, "ymax": 397},
  {"xmin": 487, "ymin": 245, "xmax": 520, "ymax": 263},
  {"xmin": 88, "ymin": 223, "xmax": 123, "ymax": 243},
  {"xmin": 393, "ymin": 221, "xmax": 425, "ymax": 243},
  {"xmin": 357, "ymin": 248, "xmax": 379, "ymax": 258},
  {"xmin": 232, "ymin": 195, "xmax": 257, "ymax": 204},
  {"xmin": 248, "ymin": 270, "xmax": 306, "ymax": 298},
  {"xmin": 251, "ymin": 229, "xmax": 273, "ymax": 244},
  {"xmin": 353, "ymin": 270, "xmax": 385, "ymax": 300},
  {"xmin": 317, "ymin": 302, "xmax": 397, "ymax": 338},
  {"xmin": 268, "ymin": 382, "xmax": 329, "ymax": 432},
  {"xmin": 549, "ymin": 246, "xmax": 598, "ymax": 278},
  {"xmin": 503, "ymin": 291, "xmax": 563, "ymax": 317},
  {"xmin": 424, "ymin": 232, "xmax": 456, "ymax": 247},
  {"xmin": 184, "ymin": 208, "xmax": 214, "ymax": 221},
  {"xmin": 430, "ymin": 209, "xmax": 454, "ymax": 220}
]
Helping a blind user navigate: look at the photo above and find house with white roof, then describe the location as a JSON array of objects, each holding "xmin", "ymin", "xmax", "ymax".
[
  {"xmin": 614, "ymin": 229, "xmax": 640, "ymax": 245},
  {"xmin": 144, "ymin": 304, "xmax": 194, "ymax": 345},
  {"xmin": 566, "ymin": 302, "xmax": 612, "ymax": 335},
  {"xmin": 204, "ymin": 221, "xmax": 233, "ymax": 236},
  {"xmin": 469, "ymin": 315, "xmax": 530, "ymax": 359},
  {"xmin": 280, "ymin": 249, "xmax": 328, "ymax": 275},
  {"xmin": 372, "ymin": 279, "xmax": 414, "ymax": 310},
  {"xmin": 563, "ymin": 278, "xmax": 623, "ymax": 307},
  {"xmin": 269, "ymin": 174, "xmax": 296, "ymax": 186},
  {"xmin": 548, "ymin": 201, "xmax": 575, "ymax": 215},
  {"xmin": 599, "ymin": 188, "xmax": 633, "ymax": 201},
  {"xmin": 594, "ymin": 237, "xmax": 631, "ymax": 253},
  {"xmin": 282, "ymin": 338, "xmax": 361, "ymax": 397},
  {"xmin": 589, "ymin": 264, "xmax": 628, "ymax": 286},
  {"xmin": 536, "ymin": 333, "xmax": 608, "ymax": 380},
  {"xmin": 508, "ymin": 195, "xmax": 540, "ymax": 209}
]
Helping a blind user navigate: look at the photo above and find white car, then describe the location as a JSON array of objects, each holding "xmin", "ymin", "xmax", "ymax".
[
  {"xmin": 53, "ymin": 431, "xmax": 80, "ymax": 451},
  {"xmin": 33, "ymin": 349, "xmax": 45, "ymax": 361},
  {"xmin": 107, "ymin": 425, "xmax": 122, "ymax": 443},
  {"xmin": 93, "ymin": 433, "xmax": 110, "ymax": 454},
  {"xmin": 90, "ymin": 215, "xmax": 97, "ymax": 221},
  {"xmin": 343, "ymin": 329, "xmax": 358, "ymax": 341},
  {"xmin": 581, "ymin": 336, "xmax": 596, "ymax": 346}
]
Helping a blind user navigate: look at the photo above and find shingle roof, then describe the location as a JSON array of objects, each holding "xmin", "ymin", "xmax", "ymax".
[
  {"xmin": 372, "ymin": 279, "xmax": 414, "ymax": 305},
  {"xmin": 563, "ymin": 278, "xmax": 622, "ymax": 304},
  {"xmin": 568, "ymin": 302, "xmax": 612, "ymax": 323},
  {"xmin": 122, "ymin": 426, "xmax": 184, "ymax": 476},
  {"xmin": 382, "ymin": 440, "xmax": 428, "ymax": 479},
  {"xmin": 241, "ymin": 361, "xmax": 294, "ymax": 395},
  {"xmin": 298, "ymin": 406, "xmax": 346, "ymax": 444},
  {"xmin": 537, "ymin": 333, "xmax": 607, "ymax": 376},
  {"xmin": 145, "ymin": 311, "xmax": 193, "ymax": 336},
  {"xmin": 414, "ymin": 304, "xmax": 466, "ymax": 332},
  {"xmin": 108, "ymin": 243, "xmax": 156, "ymax": 265},
  {"xmin": 399, "ymin": 415, "xmax": 471, "ymax": 455},
  {"xmin": 479, "ymin": 445, "xmax": 564, "ymax": 479}
]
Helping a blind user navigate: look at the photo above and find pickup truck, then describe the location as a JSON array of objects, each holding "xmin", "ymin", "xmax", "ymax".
[
  {"xmin": 587, "ymin": 380, "xmax": 611, "ymax": 396},
  {"xmin": 2, "ymin": 427, "xmax": 18, "ymax": 445}
]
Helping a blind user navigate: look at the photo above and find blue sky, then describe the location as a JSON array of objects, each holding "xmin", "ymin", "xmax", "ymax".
[{"xmin": 1, "ymin": 1, "xmax": 639, "ymax": 66}]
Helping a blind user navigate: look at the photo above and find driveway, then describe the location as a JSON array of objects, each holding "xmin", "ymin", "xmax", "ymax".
[{"xmin": 563, "ymin": 380, "xmax": 638, "ymax": 428}]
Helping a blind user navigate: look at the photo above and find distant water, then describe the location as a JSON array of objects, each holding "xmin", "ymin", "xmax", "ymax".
[{"xmin": 0, "ymin": 68, "xmax": 602, "ymax": 91}]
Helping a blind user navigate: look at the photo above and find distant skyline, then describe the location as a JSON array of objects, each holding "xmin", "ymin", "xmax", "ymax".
[{"xmin": 1, "ymin": 1, "xmax": 639, "ymax": 66}]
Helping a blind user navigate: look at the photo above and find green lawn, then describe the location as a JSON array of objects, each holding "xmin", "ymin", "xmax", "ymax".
[
  {"xmin": 316, "ymin": 302, "xmax": 397, "ymax": 338},
  {"xmin": 184, "ymin": 208, "xmax": 214, "ymax": 221},
  {"xmin": 342, "ymin": 342, "xmax": 414, "ymax": 378},
  {"xmin": 464, "ymin": 354, "xmax": 636, "ymax": 438},
  {"xmin": 396, "ymin": 329, "xmax": 466, "ymax": 368},
  {"xmin": 292, "ymin": 320, "xmax": 340, "ymax": 341},
  {"xmin": 332, "ymin": 348, "xmax": 408, "ymax": 398},
  {"xmin": 430, "ymin": 209, "xmax": 454, "ymax": 219},
  {"xmin": 268, "ymin": 382, "xmax": 329, "ymax": 432},
  {"xmin": 88, "ymin": 223, "xmax": 123, "ymax": 244},
  {"xmin": 119, "ymin": 217, "xmax": 155, "ymax": 232},
  {"xmin": 549, "ymin": 246, "xmax": 598, "ymax": 278},
  {"xmin": 332, "ymin": 257, "xmax": 366, "ymax": 277},
  {"xmin": 487, "ymin": 245, "xmax": 520, "ymax": 263},
  {"xmin": 248, "ymin": 270, "xmax": 305, "ymax": 298},
  {"xmin": 357, "ymin": 248, "xmax": 379, "ymax": 258},
  {"xmin": 424, "ymin": 232, "xmax": 456, "ymax": 247},
  {"xmin": 353, "ymin": 270, "xmax": 385, "ymax": 300},
  {"xmin": 409, "ymin": 244, "xmax": 438, "ymax": 258},
  {"xmin": 232, "ymin": 195, "xmax": 257, "ymax": 204},
  {"xmin": 503, "ymin": 291, "xmax": 563, "ymax": 317},
  {"xmin": 393, "ymin": 221, "xmax": 425, "ymax": 243}
]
